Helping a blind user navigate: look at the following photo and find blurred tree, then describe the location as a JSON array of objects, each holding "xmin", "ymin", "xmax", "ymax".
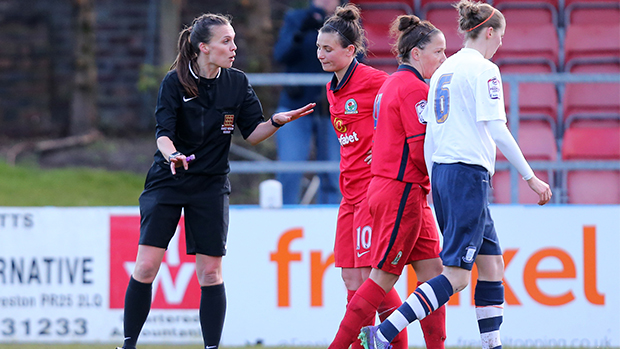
[
  {"xmin": 160, "ymin": 0, "xmax": 183, "ymax": 67},
  {"xmin": 241, "ymin": 0, "xmax": 273, "ymax": 73},
  {"xmin": 70, "ymin": 0, "xmax": 98, "ymax": 136}
]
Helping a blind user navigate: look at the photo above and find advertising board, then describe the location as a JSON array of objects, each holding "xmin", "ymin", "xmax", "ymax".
[{"xmin": 0, "ymin": 206, "xmax": 617, "ymax": 346}]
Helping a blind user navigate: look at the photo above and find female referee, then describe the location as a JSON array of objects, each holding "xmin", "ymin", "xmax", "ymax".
[
  {"xmin": 116, "ymin": 13, "xmax": 314, "ymax": 349},
  {"xmin": 329, "ymin": 13, "xmax": 449, "ymax": 349},
  {"xmin": 360, "ymin": 1, "xmax": 552, "ymax": 348}
]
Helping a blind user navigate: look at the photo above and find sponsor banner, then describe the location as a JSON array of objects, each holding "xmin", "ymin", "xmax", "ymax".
[
  {"xmin": 225, "ymin": 206, "xmax": 620, "ymax": 346},
  {"xmin": 0, "ymin": 206, "xmax": 618, "ymax": 346},
  {"xmin": 0, "ymin": 207, "xmax": 113, "ymax": 342}
]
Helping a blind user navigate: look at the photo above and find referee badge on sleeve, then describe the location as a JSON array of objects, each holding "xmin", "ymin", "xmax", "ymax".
[
  {"xmin": 487, "ymin": 77, "xmax": 501, "ymax": 100},
  {"xmin": 221, "ymin": 113, "xmax": 235, "ymax": 134}
]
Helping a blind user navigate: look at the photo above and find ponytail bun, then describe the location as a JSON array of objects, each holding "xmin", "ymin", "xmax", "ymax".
[
  {"xmin": 335, "ymin": 4, "xmax": 361, "ymax": 22},
  {"xmin": 457, "ymin": 0, "xmax": 482, "ymax": 19},
  {"xmin": 321, "ymin": 3, "xmax": 366, "ymax": 55},
  {"xmin": 397, "ymin": 15, "xmax": 421, "ymax": 33},
  {"xmin": 389, "ymin": 15, "xmax": 439, "ymax": 63},
  {"xmin": 455, "ymin": 0, "xmax": 503, "ymax": 38}
]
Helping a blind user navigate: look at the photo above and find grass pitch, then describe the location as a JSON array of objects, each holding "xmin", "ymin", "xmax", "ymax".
[
  {"xmin": 0, "ymin": 346, "xmax": 325, "ymax": 349},
  {"xmin": 0, "ymin": 162, "xmax": 144, "ymax": 206}
]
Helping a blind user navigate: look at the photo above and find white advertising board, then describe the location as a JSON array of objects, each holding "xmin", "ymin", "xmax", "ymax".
[{"xmin": 0, "ymin": 205, "xmax": 618, "ymax": 346}]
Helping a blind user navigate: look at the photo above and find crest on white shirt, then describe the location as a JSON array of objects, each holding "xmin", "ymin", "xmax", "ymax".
[{"xmin": 487, "ymin": 77, "xmax": 501, "ymax": 100}]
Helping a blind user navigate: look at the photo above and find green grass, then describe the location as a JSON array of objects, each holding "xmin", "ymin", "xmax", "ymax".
[
  {"xmin": 0, "ymin": 346, "xmax": 194, "ymax": 349},
  {"xmin": 3, "ymin": 346, "xmax": 615, "ymax": 349},
  {"xmin": 0, "ymin": 345, "xmax": 616, "ymax": 349},
  {"xmin": 0, "ymin": 343, "xmax": 197, "ymax": 349},
  {"xmin": 0, "ymin": 344, "xmax": 324, "ymax": 349},
  {"xmin": 0, "ymin": 162, "xmax": 144, "ymax": 206},
  {"xmin": 10, "ymin": 343, "xmax": 611, "ymax": 349}
]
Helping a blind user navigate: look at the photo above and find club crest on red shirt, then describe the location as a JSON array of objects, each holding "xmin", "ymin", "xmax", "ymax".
[{"xmin": 344, "ymin": 98, "xmax": 358, "ymax": 114}]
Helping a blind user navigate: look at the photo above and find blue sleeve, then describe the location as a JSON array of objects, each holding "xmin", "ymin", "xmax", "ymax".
[
  {"xmin": 154, "ymin": 73, "xmax": 181, "ymax": 142},
  {"xmin": 273, "ymin": 10, "xmax": 307, "ymax": 65}
]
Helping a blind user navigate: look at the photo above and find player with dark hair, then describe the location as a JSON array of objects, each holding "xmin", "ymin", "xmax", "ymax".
[
  {"xmin": 316, "ymin": 4, "xmax": 407, "ymax": 349},
  {"xmin": 360, "ymin": 1, "xmax": 552, "ymax": 348},
  {"xmin": 326, "ymin": 12, "xmax": 449, "ymax": 349},
  {"xmin": 116, "ymin": 13, "xmax": 314, "ymax": 349}
]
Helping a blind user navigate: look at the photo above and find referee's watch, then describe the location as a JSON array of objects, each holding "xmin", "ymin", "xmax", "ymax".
[
  {"xmin": 270, "ymin": 115, "xmax": 284, "ymax": 128},
  {"xmin": 167, "ymin": 151, "xmax": 183, "ymax": 163}
]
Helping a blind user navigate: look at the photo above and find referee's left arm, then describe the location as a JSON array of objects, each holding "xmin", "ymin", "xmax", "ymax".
[{"xmin": 245, "ymin": 102, "xmax": 316, "ymax": 145}]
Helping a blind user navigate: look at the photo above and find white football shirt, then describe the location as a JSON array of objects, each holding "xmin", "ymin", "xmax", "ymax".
[{"xmin": 423, "ymin": 48, "xmax": 506, "ymax": 175}]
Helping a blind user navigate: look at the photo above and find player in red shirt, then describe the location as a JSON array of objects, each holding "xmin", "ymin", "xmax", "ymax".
[
  {"xmin": 317, "ymin": 4, "xmax": 406, "ymax": 349},
  {"xmin": 326, "ymin": 14, "xmax": 449, "ymax": 349},
  {"xmin": 363, "ymin": 14, "xmax": 448, "ymax": 349}
]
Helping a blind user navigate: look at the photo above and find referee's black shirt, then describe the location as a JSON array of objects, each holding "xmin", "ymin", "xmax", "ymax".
[{"xmin": 152, "ymin": 68, "xmax": 264, "ymax": 176}]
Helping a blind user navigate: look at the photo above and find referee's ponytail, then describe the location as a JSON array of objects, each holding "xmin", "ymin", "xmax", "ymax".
[{"xmin": 170, "ymin": 13, "xmax": 232, "ymax": 98}]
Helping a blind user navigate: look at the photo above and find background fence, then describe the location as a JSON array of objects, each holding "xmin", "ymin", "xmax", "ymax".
[{"xmin": 242, "ymin": 72, "xmax": 620, "ymax": 204}]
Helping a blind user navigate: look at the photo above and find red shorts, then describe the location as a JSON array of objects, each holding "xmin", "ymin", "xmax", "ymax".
[
  {"xmin": 334, "ymin": 197, "xmax": 373, "ymax": 268},
  {"xmin": 368, "ymin": 176, "xmax": 441, "ymax": 276}
]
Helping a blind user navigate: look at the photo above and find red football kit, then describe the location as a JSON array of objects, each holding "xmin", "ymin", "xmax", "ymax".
[
  {"xmin": 328, "ymin": 67, "xmax": 444, "ymax": 349},
  {"xmin": 369, "ymin": 65, "xmax": 441, "ymax": 275},
  {"xmin": 327, "ymin": 59, "xmax": 388, "ymax": 268}
]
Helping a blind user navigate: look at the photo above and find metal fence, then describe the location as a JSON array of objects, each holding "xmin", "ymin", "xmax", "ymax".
[{"xmin": 240, "ymin": 72, "xmax": 620, "ymax": 204}]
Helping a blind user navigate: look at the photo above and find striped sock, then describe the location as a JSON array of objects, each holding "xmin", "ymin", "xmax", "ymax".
[
  {"xmin": 417, "ymin": 281, "xmax": 447, "ymax": 349},
  {"xmin": 377, "ymin": 274, "xmax": 453, "ymax": 343},
  {"xmin": 378, "ymin": 288, "xmax": 408, "ymax": 349},
  {"xmin": 475, "ymin": 280, "xmax": 504, "ymax": 349}
]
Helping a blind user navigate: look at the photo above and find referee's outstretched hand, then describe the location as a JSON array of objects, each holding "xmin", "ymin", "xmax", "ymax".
[
  {"xmin": 272, "ymin": 102, "xmax": 316, "ymax": 125},
  {"xmin": 526, "ymin": 175, "xmax": 552, "ymax": 205}
]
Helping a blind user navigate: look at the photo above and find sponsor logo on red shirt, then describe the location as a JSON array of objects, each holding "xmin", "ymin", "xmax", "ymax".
[
  {"xmin": 333, "ymin": 117, "xmax": 347, "ymax": 133},
  {"xmin": 338, "ymin": 132, "xmax": 360, "ymax": 146}
]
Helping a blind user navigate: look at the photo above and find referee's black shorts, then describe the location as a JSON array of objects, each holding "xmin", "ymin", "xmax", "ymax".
[{"xmin": 138, "ymin": 166, "xmax": 230, "ymax": 256}]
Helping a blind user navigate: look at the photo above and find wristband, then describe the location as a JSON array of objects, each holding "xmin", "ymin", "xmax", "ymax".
[
  {"xmin": 168, "ymin": 151, "xmax": 183, "ymax": 163},
  {"xmin": 270, "ymin": 115, "xmax": 284, "ymax": 128}
]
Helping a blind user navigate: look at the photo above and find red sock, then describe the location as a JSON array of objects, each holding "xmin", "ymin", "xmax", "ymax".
[
  {"xmin": 347, "ymin": 289, "xmax": 356, "ymax": 304},
  {"xmin": 418, "ymin": 282, "xmax": 447, "ymax": 349},
  {"xmin": 329, "ymin": 279, "xmax": 386, "ymax": 349},
  {"xmin": 378, "ymin": 288, "xmax": 408, "ymax": 349},
  {"xmin": 347, "ymin": 289, "xmax": 372, "ymax": 349}
]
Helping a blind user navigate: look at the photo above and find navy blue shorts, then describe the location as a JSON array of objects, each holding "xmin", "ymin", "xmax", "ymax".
[
  {"xmin": 431, "ymin": 162, "xmax": 501, "ymax": 270},
  {"xmin": 138, "ymin": 165, "xmax": 230, "ymax": 256}
]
